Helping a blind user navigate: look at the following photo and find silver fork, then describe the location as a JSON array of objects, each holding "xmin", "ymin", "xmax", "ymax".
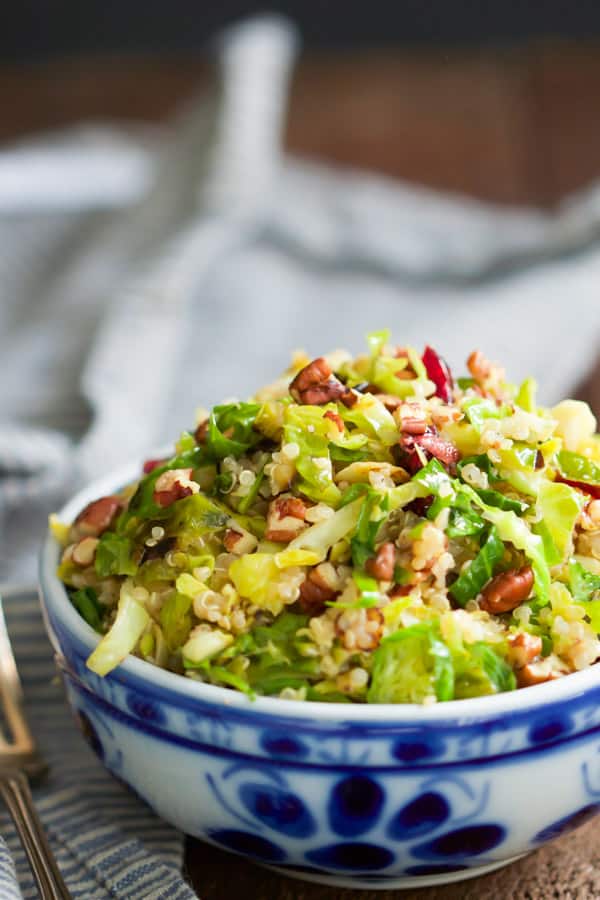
[{"xmin": 0, "ymin": 596, "xmax": 72, "ymax": 899}]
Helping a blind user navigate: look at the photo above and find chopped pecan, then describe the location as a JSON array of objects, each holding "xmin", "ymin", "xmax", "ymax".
[
  {"xmin": 479, "ymin": 566, "xmax": 534, "ymax": 615},
  {"xmin": 507, "ymin": 632, "xmax": 542, "ymax": 669},
  {"xmin": 299, "ymin": 568, "xmax": 338, "ymax": 615},
  {"xmin": 223, "ymin": 527, "xmax": 257, "ymax": 555},
  {"xmin": 289, "ymin": 358, "xmax": 356, "ymax": 407},
  {"xmin": 265, "ymin": 495, "xmax": 308, "ymax": 542},
  {"xmin": 194, "ymin": 419, "xmax": 209, "ymax": 444},
  {"xmin": 400, "ymin": 417, "xmax": 428, "ymax": 435},
  {"xmin": 388, "ymin": 583, "xmax": 412, "ymax": 598},
  {"xmin": 73, "ymin": 496, "xmax": 121, "ymax": 539},
  {"xmin": 417, "ymin": 431, "xmax": 460, "ymax": 467},
  {"xmin": 324, "ymin": 410, "xmax": 344, "ymax": 431},
  {"xmin": 516, "ymin": 662, "xmax": 563, "ymax": 688},
  {"xmin": 365, "ymin": 542, "xmax": 396, "ymax": 581},
  {"xmin": 153, "ymin": 468, "xmax": 199, "ymax": 508},
  {"xmin": 467, "ymin": 350, "xmax": 492, "ymax": 382},
  {"xmin": 376, "ymin": 394, "xmax": 403, "ymax": 412},
  {"xmin": 71, "ymin": 537, "xmax": 99, "ymax": 567}
]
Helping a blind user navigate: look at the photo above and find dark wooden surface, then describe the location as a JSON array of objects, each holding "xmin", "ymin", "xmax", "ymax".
[
  {"xmin": 2, "ymin": 41, "xmax": 600, "ymax": 206},
  {"xmin": 3, "ymin": 40, "xmax": 600, "ymax": 898}
]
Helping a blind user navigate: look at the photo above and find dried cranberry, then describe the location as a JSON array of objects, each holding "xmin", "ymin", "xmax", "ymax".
[{"xmin": 422, "ymin": 345, "xmax": 454, "ymax": 403}]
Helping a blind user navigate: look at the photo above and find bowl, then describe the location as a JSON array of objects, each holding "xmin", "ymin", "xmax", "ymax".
[{"xmin": 39, "ymin": 457, "xmax": 600, "ymax": 891}]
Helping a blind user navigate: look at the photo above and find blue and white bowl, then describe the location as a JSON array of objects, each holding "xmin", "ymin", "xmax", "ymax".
[{"xmin": 39, "ymin": 460, "xmax": 600, "ymax": 890}]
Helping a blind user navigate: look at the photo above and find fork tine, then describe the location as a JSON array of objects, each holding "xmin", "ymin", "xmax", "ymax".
[{"xmin": 0, "ymin": 597, "xmax": 34, "ymax": 751}]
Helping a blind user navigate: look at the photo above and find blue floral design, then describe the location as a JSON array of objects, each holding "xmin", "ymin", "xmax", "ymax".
[{"xmin": 206, "ymin": 765, "xmax": 507, "ymax": 875}]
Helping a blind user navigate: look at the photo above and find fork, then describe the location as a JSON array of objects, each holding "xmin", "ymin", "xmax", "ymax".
[{"xmin": 0, "ymin": 596, "xmax": 72, "ymax": 899}]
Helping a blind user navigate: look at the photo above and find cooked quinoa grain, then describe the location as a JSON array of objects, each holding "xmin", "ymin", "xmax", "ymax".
[{"xmin": 54, "ymin": 331, "xmax": 600, "ymax": 703}]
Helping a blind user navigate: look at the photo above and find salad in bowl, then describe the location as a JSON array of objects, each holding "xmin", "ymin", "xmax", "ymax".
[{"xmin": 53, "ymin": 331, "xmax": 600, "ymax": 706}]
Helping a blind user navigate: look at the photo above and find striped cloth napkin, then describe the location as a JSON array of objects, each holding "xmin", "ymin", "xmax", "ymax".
[{"xmin": 0, "ymin": 587, "xmax": 197, "ymax": 899}]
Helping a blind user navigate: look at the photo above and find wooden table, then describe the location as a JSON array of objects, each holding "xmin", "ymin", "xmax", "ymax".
[{"xmin": 3, "ymin": 41, "xmax": 600, "ymax": 897}]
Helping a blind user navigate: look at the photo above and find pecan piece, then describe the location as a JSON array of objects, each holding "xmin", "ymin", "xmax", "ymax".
[
  {"xmin": 152, "ymin": 468, "xmax": 199, "ymax": 508},
  {"xmin": 388, "ymin": 583, "xmax": 412, "ymax": 598},
  {"xmin": 479, "ymin": 566, "xmax": 534, "ymax": 614},
  {"xmin": 71, "ymin": 537, "xmax": 99, "ymax": 567},
  {"xmin": 467, "ymin": 350, "xmax": 492, "ymax": 381},
  {"xmin": 417, "ymin": 431, "xmax": 460, "ymax": 467},
  {"xmin": 73, "ymin": 496, "xmax": 121, "ymax": 539},
  {"xmin": 223, "ymin": 527, "xmax": 257, "ymax": 555},
  {"xmin": 365, "ymin": 542, "xmax": 396, "ymax": 581},
  {"xmin": 507, "ymin": 632, "xmax": 542, "ymax": 669},
  {"xmin": 299, "ymin": 569, "xmax": 338, "ymax": 616},
  {"xmin": 400, "ymin": 416, "xmax": 428, "ymax": 435},
  {"xmin": 265, "ymin": 495, "xmax": 308, "ymax": 542},
  {"xmin": 194, "ymin": 419, "xmax": 209, "ymax": 444},
  {"xmin": 516, "ymin": 662, "xmax": 563, "ymax": 688},
  {"xmin": 289, "ymin": 358, "xmax": 356, "ymax": 407}
]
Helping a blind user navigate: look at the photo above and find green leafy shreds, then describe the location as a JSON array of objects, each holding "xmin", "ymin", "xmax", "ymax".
[
  {"xmin": 205, "ymin": 402, "xmax": 263, "ymax": 460},
  {"xmin": 160, "ymin": 592, "xmax": 193, "ymax": 651},
  {"xmin": 461, "ymin": 484, "xmax": 551, "ymax": 604},
  {"xmin": 462, "ymin": 397, "xmax": 510, "ymax": 430},
  {"xmin": 329, "ymin": 443, "xmax": 369, "ymax": 464},
  {"xmin": 198, "ymin": 611, "xmax": 319, "ymax": 696},
  {"xmin": 343, "ymin": 485, "xmax": 388, "ymax": 569},
  {"xmin": 453, "ymin": 643, "xmax": 516, "ymax": 698},
  {"xmin": 95, "ymin": 532, "xmax": 138, "ymax": 577},
  {"xmin": 557, "ymin": 450, "xmax": 600, "ymax": 486},
  {"xmin": 569, "ymin": 559, "xmax": 600, "ymax": 603},
  {"xmin": 449, "ymin": 527, "xmax": 506, "ymax": 607},
  {"xmin": 283, "ymin": 407, "xmax": 340, "ymax": 506},
  {"xmin": 458, "ymin": 454, "xmax": 500, "ymax": 483},
  {"xmin": 350, "ymin": 572, "xmax": 381, "ymax": 608},
  {"xmin": 446, "ymin": 507, "xmax": 486, "ymax": 538},
  {"xmin": 368, "ymin": 623, "xmax": 454, "ymax": 703},
  {"xmin": 70, "ymin": 587, "xmax": 103, "ymax": 632},
  {"xmin": 475, "ymin": 489, "xmax": 527, "ymax": 515},
  {"xmin": 535, "ymin": 481, "xmax": 584, "ymax": 564},
  {"xmin": 515, "ymin": 377, "xmax": 537, "ymax": 412},
  {"xmin": 237, "ymin": 464, "xmax": 266, "ymax": 514}
]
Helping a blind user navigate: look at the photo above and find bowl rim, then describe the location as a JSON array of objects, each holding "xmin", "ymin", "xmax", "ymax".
[{"xmin": 40, "ymin": 452, "xmax": 600, "ymax": 724}]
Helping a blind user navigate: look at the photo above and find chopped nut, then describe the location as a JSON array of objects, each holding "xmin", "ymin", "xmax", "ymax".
[
  {"xmin": 299, "ymin": 568, "xmax": 338, "ymax": 615},
  {"xmin": 194, "ymin": 419, "xmax": 209, "ymax": 444},
  {"xmin": 289, "ymin": 357, "xmax": 356, "ymax": 407},
  {"xmin": 507, "ymin": 632, "xmax": 542, "ymax": 668},
  {"xmin": 401, "ymin": 417, "xmax": 428, "ymax": 435},
  {"xmin": 516, "ymin": 661, "xmax": 563, "ymax": 688},
  {"xmin": 71, "ymin": 537, "xmax": 99, "ymax": 567},
  {"xmin": 479, "ymin": 566, "xmax": 534, "ymax": 614},
  {"xmin": 365, "ymin": 542, "xmax": 396, "ymax": 581},
  {"xmin": 265, "ymin": 495, "xmax": 308, "ymax": 542},
  {"xmin": 72, "ymin": 496, "xmax": 121, "ymax": 540},
  {"xmin": 223, "ymin": 527, "xmax": 258, "ymax": 555},
  {"xmin": 467, "ymin": 350, "xmax": 492, "ymax": 382},
  {"xmin": 153, "ymin": 468, "xmax": 199, "ymax": 508}
]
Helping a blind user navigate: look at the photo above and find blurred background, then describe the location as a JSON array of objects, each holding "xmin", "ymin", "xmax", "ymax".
[{"xmin": 4, "ymin": 0, "xmax": 600, "ymax": 205}]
